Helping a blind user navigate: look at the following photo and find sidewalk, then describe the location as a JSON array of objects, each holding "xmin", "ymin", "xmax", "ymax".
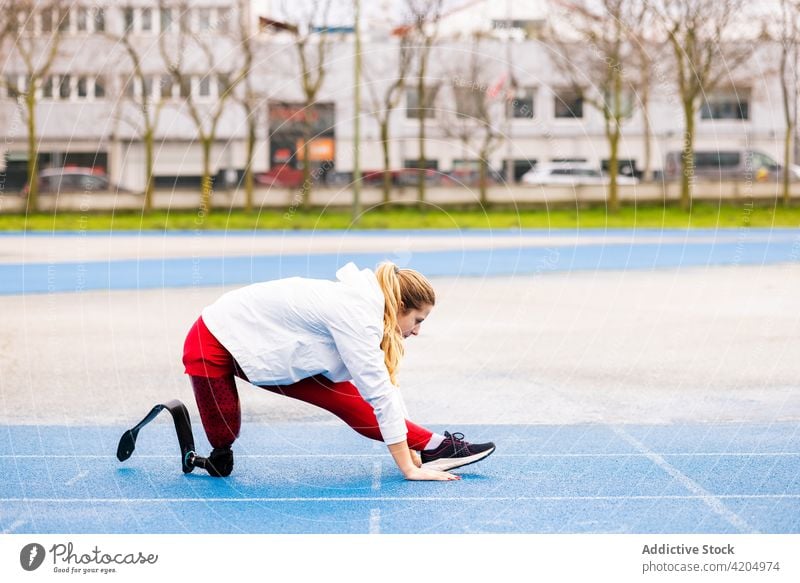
[{"xmin": 1, "ymin": 181, "xmax": 792, "ymax": 213}]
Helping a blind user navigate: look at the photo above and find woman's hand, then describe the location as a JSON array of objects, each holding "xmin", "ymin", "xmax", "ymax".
[
  {"xmin": 403, "ymin": 466, "xmax": 461, "ymax": 481},
  {"xmin": 388, "ymin": 440, "xmax": 458, "ymax": 480}
]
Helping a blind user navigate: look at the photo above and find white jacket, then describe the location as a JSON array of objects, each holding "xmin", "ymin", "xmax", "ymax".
[{"xmin": 201, "ymin": 262, "xmax": 409, "ymax": 444}]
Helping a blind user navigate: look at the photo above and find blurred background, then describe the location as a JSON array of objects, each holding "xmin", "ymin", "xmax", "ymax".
[{"xmin": 1, "ymin": 0, "xmax": 799, "ymax": 218}]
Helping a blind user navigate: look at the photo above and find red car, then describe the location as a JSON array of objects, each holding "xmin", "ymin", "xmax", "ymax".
[{"xmin": 255, "ymin": 165, "xmax": 305, "ymax": 188}]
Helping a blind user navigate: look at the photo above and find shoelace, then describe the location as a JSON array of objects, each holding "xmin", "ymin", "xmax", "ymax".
[{"xmin": 445, "ymin": 432, "xmax": 471, "ymax": 456}]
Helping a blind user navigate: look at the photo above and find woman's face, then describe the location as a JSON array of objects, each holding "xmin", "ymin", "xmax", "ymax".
[{"xmin": 397, "ymin": 304, "xmax": 433, "ymax": 339}]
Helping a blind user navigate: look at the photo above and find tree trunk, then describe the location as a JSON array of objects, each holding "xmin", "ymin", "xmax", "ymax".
[
  {"xmin": 781, "ymin": 41, "xmax": 795, "ymax": 208},
  {"xmin": 301, "ymin": 124, "xmax": 312, "ymax": 209},
  {"xmin": 478, "ymin": 154, "xmax": 488, "ymax": 207},
  {"xmin": 784, "ymin": 120, "xmax": 793, "ymax": 207},
  {"xmin": 245, "ymin": 112, "xmax": 256, "ymax": 213},
  {"xmin": 380, "ymin": 119, "xmax": 391, "ymax": 204},
  {"xmin": 143, "ymin": 128, "xmax": 155, "ymax": 213},
  {"xmin": 25, "ymin": 91, "xmax": 39, "ymax": 214},
  {"xmin": 641, "ymin": 83, "xmax": 652, "ymax": 182},
  {"xmin": 608, "ymin": 128, "xmax": 620, "ymax": 213},
  {"xmin": 200, "ymin": 137, "xmax": 213, "ymax": 215},
  {"xmin": 416, "ymin": 59, "xmax": 427, "ymax": 207},
  {"xmin": 680, "ymin": 99, "xmax": 695, "ymax": 211}
]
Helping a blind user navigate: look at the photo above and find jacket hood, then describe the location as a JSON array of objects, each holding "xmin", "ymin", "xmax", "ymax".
[{"xmin": 336, "ymin": 262, "xmax": 385, "ymax": 310}]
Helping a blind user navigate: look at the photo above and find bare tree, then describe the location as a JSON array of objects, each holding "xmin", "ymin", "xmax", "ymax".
[
  {"xmin": 274, "ymin": 0, "xmax": 336, "ymax": 209},
  {"xmin": 547, "ymin": 0, "xmax": 640, "ymax": 212},
  {"xmin": 158, "ymin": 0, "xmax": 248, "ymax": 215},
  {"xmin": 779, "ymin": 0, "xmax": 800, "ymax": 206},
  {"xmin": 229, "ymin": 0, "xmax": 259, "ymax": 212},
  {"xmin": 1, "ymin": 0, "xmax": 67, "ymax": 212},
  {"xmin": 109, "ymin": 8, "xmax": 168, "ymax": 212},
  {"xmin": 626, "ymin": 3, "xmax": 664, "ymax": 183},
  {"xmin": 403, "ymin": 0, "xmax": 444, "ymax": 207},
  {"xmin": 439, "ymin": 34, "xmax": 505, "ymax": 206},
  {"xmin": 363, "ymin": 31, "xmax": 414, "ymax": 203},
  {"xmin": 649, "ymin": 0, "xmax": 751, "ymax": 210}
]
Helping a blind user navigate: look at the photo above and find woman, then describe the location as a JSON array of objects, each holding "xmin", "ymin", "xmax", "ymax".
[{"xmin": 182, "ymin": 261, "xmax": 495, "ymax": 481}]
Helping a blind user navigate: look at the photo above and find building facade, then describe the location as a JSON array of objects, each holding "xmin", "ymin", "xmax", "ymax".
[{"xmin": 0, "ymin": 0, "xmax": 791, "ymax": 192}]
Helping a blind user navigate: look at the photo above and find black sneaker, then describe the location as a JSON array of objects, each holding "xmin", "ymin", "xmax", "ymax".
[{"xmin": 420, "ymin": 431, "xmax": 496, "ymax": 471}]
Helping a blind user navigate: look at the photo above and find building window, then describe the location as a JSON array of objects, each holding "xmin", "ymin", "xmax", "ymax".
[
  {"xmin": 77, "ymin": 76, "xmax": 88, "ymax": 98},
  {"xmin": 123, "ymin": 7, "xmax": 135, "ymax": 32},
  {"xmin": 76, "ymin": 7, "xmax": 88, "ymax": 32},
  {"xmin": 406, "ymin": 86, "xmax": 439, "ymax": 119},
  {"xmin": 453, "ymin": 85, "xmax": 483, "ymax": 119},
  {"xmin": 198, "ymin": 76, "xmax": 211, "ymax": 97},
  {"xmin": 41, "ymin": 76, "xmax": 54, "ymax": 98},
  {"xmin": 506, "ymin": 159, "xmax": 537, "ymax": 182},
  {"xmin": 217, "ymin": 8, "xmax": 231, "ymax": 33},
  {"xmin": 509, "ymin": 87, "xmax": 534, "ymax": 118},
  {"xmin": 179, "ymin": 8, "xmax": 191, "ymax": 33},
  {"xmin": 40, "ymin": 9, "xmax": 54, "ymax": 33},
  {"xmin": 5, "ymin": 75, "xmax": 20, "ymax": 98},
  {"xmin": 94, "ymin": 76, "xmax": 106, "ymax": 98},
  {"xmin": 554, "ymin": 89, "xmax": 583, "ymax": 119},
  {"xmin": 160, "ymin": 8, "xmax": 173, "ymax": 33},
  {"xmin": 93, "ymin": 8, "xmax": 105, "ymax": 33},
  {"xmin": 57, "ymin": 9, "xmax": 70, "ymax": 33},
  {"xmin": 160, "ymin": 75, "xmax": 174, "ymax": 99},
  {"xmin": 197, "ymin": 8, "xmax": 212, "ymax": 32},
  {"xmin": 701, "ymin": 89, "xmax": 749, "ymax": 120},
  {"xmin": 141, "ymin": 8, "xmax": 153, "ymax": 33},
  {"xmin": 404, "ymin": 159, "xmax": 439, "ymax": 170},
  {"xmin": 179, "ymin": 77, "xmax": 191, "ymax": 98},
  {"xmin": 123, "ymin": 77, "xmax": 135, "ymax": 99},
  {"xmin": 19, "ymin": 12, "xmax": 33, "ymax": 34},
  {"xmin": 143, "ymin": 76, "xmax": 155, "ymax": 99},
  {"xmin": 217, "ymin": 73, "xmax": 231, "ymax": 97},
  {"xmin": 59, "ymin": 75, "xmax": 72, "ymax": 99}
]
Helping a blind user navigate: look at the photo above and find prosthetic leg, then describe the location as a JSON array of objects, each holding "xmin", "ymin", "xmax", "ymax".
[{"xmin": 116, "ymin": 399, "xmax": 234, "ymax": 477}]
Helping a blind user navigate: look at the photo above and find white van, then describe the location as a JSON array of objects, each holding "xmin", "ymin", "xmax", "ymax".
[{"xmin": 663, "ymin": 150, "xmax": 800, "ymax": 181}]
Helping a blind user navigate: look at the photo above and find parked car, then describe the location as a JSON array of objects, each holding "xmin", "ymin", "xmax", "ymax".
[
  {"xmin": 255, "ymin": 164, "xmax": 305, "ymax": 188},
  {"xmin": 521, "ymin": 162, "xmax": 639, "ymax": 186},
  {"xmin": 393, "ymin": 168, "xmax": 443, "ymax": 187},
  {"xmin": 357, "ymin": 168, "xmax": 442, "ymax": 187},
  {"xmin": 441, "ymin": 166, "xmax": 504, "ymax": 187},
  {"xmin": 663, "ymin": 149, "xmax": 800, "ymax": 181},
  {"xmin": 22, "ymin": 166, "xmax": 127, "ymax": 195}
]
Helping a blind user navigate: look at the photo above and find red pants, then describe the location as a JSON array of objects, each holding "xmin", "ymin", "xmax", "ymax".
[{"xmin": 182, "ymin": 316, "xmax": 433, "ymax": 450}]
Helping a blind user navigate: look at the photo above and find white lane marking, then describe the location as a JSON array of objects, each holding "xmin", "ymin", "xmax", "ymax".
[
  {"xmin": 1, "ymin": 494, "xmax": 798, "ymax": 503},
  {"xmin": 612, "ymin": 426, "xmax": 758, "ymax": 534},
  {"xmin": 3, "ymin": 452, "xmax": 799, "ymax": 458},
  {"xmin": 65, "ymin": 470, "xmax": 89, "ymax": 486},
  {"xmin": 369, "ymin": 508, "xmax": 381, "ymax": 534},
  {"xmin": 2, "ymin": 519, "xmax": 26, "ymax": 533},
  {"xmin": 371, "ymin": 462, "xmax": 381, "ymax": 491}
]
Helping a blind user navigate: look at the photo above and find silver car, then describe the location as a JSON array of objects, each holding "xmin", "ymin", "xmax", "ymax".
[{"xmin": 521, "ymin": 162, "xmax": 639, "ymax": 186}]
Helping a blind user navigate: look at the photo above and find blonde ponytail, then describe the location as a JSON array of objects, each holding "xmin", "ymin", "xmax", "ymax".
[{"xmin": 375, "ymin": 262, "xmax": 436, "ymax": 386}]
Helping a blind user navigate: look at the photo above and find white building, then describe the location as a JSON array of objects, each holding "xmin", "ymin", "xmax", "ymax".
[{"xmin": 0, "ymin": 0, "xmax": 790, "ymax": 191}]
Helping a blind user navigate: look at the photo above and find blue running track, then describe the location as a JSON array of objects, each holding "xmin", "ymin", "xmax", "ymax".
[
  {"xmin": 1, "ymin": 423, "xmax": 799, "ymax": 534},
  {"xmin": 1, "ymin": 228, "xmax": 799, "ymax": 295}
]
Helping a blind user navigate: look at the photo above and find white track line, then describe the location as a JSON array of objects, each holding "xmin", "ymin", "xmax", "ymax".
[
  {"xmin": 65, "ymin": 470, "xmax": 89, "ymax": 486},
  {"xmin": 369, "ymin": 508, "xmax": 381, "ymax": 534},
  {"xmin": 1, "ymin": 495, "xmax": 798, "ymax": 503},
  {"xmin": 371, "ymin": 462, "xmax": 382, "ymax": 491},
  {"xmin": 612, "ymin": 426, "xmax": 758, "ymax": 534},
  {"xmin": 3, "ymin": 452, "xmax": 799, "ymax": 459},
  {"xmin": 2, "ymin": 519, "xmax": 27, "ymax": 533}
]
